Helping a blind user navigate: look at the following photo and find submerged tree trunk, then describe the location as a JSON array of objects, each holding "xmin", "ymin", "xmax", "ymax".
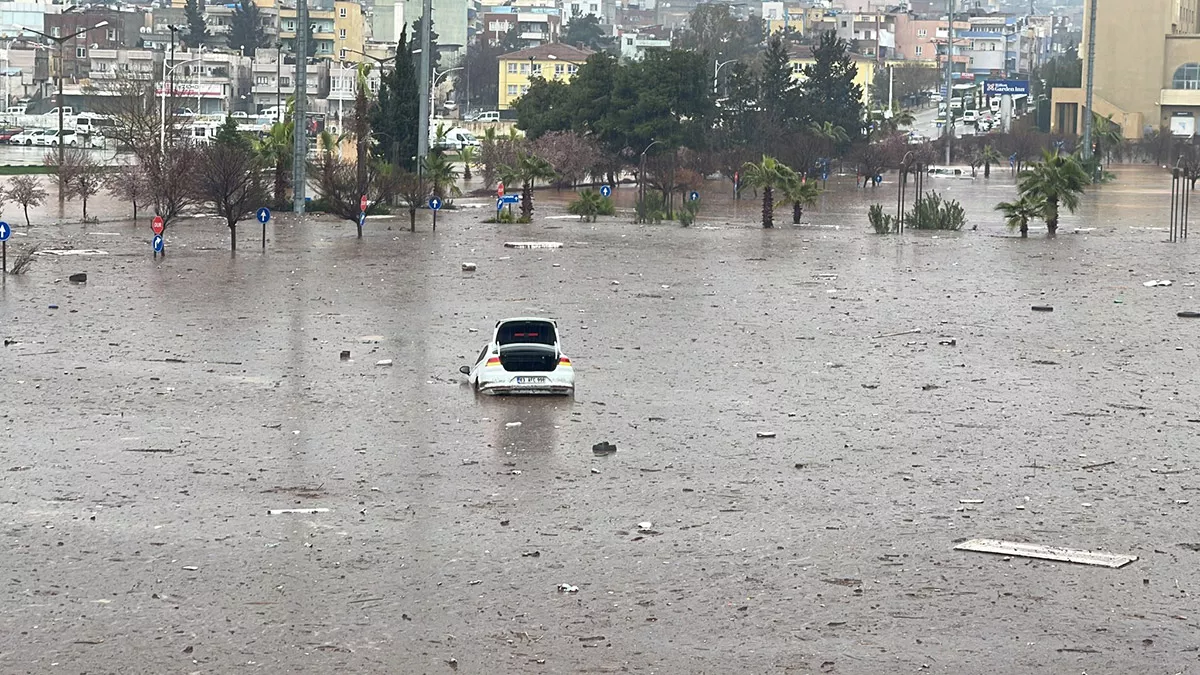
[
  {"xmin": 521, "ymin": 181, "xmax": 533, "ymax": 220},
  {"xmin": 792, "ymin": 202, "xmax": 802, "ymax": 224},
  {"xmin": 230, "ymin": 223, "xmax": 237, "ymax": 251},
  {"xmin": 984, "ymin": 161, "xmax": 991, "ymax": 178},
  {"xmin": 409, "ymin": 206, "xmax": 417, "ymax": 232},
  {"xmin": 275, "ymin": 161, "xmax": 286, "ymax": 208},
  {"xmin": 23, "ymin": 204, "xmax": 29, "ymax": 227},
  {"xmin": 762, "ymin": 186, "xmax": 774, "ymax": 229},
  {"xmin": 1046, "ymin": 198, "xmax": 1059, "ymax": 237},
  {"xmin": 1019, "ymin": 219, "xmax": 1028, "ymax": 238}
]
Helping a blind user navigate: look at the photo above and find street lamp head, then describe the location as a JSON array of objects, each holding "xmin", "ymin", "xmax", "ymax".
[{"xmin": 93, "ymin": 21, "xmax": 109, "ymax": 29}]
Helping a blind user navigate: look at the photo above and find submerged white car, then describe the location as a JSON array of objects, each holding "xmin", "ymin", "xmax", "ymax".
[{"xmin": 460, "ymin": 317, "xmax": 575, "ymax": 395}]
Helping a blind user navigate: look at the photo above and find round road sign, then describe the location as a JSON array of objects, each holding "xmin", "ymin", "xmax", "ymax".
[
  {"xmin": 689, "ymin": 191, "xmax": 700, "ymax": 202},
  {"xmin": 257, "ymin": 207, "xmax": 271, "ymax": 224},
  {"xmin": 0, "ymin": 221, "xmax": 9, "ymax": 242},
  {"xmin": 151, "ymin": 216, "xmax": 164, "ymax": 235},
  {"xmin": 429, "ymin": 197, "xmax": 442, "ymax": 211},
  {"xmin": 497, "ymin": 182, "xmax": 505, "ymax": 197},
  {"xmin": 600, "ymin": 185, "xmax": 612, "ymax": 197}
]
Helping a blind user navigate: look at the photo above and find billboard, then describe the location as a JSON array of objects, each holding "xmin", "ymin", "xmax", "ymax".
[{"xmin": 983, "ymin": 80, "xmax": 1030, "ymax": 96}]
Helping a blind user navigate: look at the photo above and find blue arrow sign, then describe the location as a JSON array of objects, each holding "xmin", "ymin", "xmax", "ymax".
[
  {"xmin": 500, "ymin": 194, "xmax": 520, "ymax": 204},
  {"xmin": 0, "ymin": 221, "xmax": 9, "ymax": 242},
  {"xmin": 152, "ymin": 234, "xmax": 163, "ymax": 252},
  {"xmin": 689, "ymin": 191, "xmax": 700, "ymax": 202},
  {"xmin": 600, "ymin": 185, "xmax": 612, "ymax": 197},
  {"xmin": 256, "ymin": 207, "xmax": 271, "ymax": 224},
  {"xmin": 358, "ymin": 211, "xmax": 366, "ymax": 227},
  {"xmin": 429, "ymin": 197, "xmax": 442, "ymax": 210}
]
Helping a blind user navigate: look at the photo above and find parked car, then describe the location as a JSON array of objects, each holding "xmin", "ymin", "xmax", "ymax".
[
  {"xmin": 11, "ymin": 129, "xmax": 47, "ymax": 145},
  {"xmin": 38, "ymin": 129, "xmax": 78, "ymax": 146},
  {"xmin": 460, "ymin": 317, "xmax": 575, "ymax": 395},
  {"xmin": 0, "ymin": 127, "xmax": 23, "ymax": 142},
  {"xmin": 473, "ymin": 110, "xmax": 500, "ymax": 123}
]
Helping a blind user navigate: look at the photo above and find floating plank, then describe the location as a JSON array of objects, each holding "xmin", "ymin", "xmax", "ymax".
[
  {"xmin": 267, "ymin": 508, "xmax": 330, "ymax": 515},
  {"xmin": 954, "ymin": 538, "xmax": 1137, "ymax": 568},
  {"xmin": 504, "ymin": 241, "xmax": 563, "ymax": 249}
]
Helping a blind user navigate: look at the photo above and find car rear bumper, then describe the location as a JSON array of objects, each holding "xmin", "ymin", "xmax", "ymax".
[
  {"xmin": 479, "ymin": 382, "xmax": 574, "ymax": 396},
  {"xmin": 476, "ymin": 369, "xmax": 574, "ymax": 396}
]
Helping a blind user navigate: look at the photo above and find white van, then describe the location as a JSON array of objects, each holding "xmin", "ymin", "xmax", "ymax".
[
  {"xmin": 474, "ymin": 111, "xmax": 500, "ymax": 123},
  {"xmin": 433, "ymin": 127, "xmax": 480, "ymax": 151}
]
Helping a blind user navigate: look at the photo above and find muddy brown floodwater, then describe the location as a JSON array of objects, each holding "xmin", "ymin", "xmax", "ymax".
[{"xmin": 1, "ymin": 165, "xmax": 1199, "ymax": 674}]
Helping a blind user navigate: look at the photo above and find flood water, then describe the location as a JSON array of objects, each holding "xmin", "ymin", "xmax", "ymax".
[{"xmin": 0, "ymin": 164, "xmax": 1197, "ymax": 673}]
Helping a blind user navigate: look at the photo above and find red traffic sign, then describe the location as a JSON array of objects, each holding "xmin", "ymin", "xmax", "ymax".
[
  {"xmin": 497, "ymin": 182, "xmax": 505, "ymax": 197},
  {"xmin": 151, "ymin": 216, "xmax": 164, "ymax": 235},
  {"xmin": 360, "ymin": 194, "xmax": 368, "ymax": 212}
]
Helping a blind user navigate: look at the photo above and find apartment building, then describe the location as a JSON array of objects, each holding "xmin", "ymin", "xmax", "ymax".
[
  {"xmin": 1053, "ymin": 0, "xmax": 1200, "ymax": 139},
  {"xmin": 279, "ymin": 0, "xmax": 364, "ymax": 62},
  {"xmin": 481, "ymin": 6, "xmax": 562, "ymax": 49},
  {"xmin": 498, "ymin": 42, "xmax": 591, "ymax": 109}
]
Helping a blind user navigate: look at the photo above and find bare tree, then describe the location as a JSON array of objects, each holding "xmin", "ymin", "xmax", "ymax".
[
  {"xmin": 70, "ymin": 153, "xmax": 105, "ymax": 221},
  {"xmin": 312, "ymin": 154, "xmax": 386, "ymax": 233},
  {"xmin": 138, "ymin": 143, "xmax": 202, "ymax": 230},
  {"xmin": 106, "ymin": 163, "xmax": 152, "ymax": 222},
  {"xmin": 5, "ymin": 175, "xmax": 47, "ymax": 226},
  {"xmin": 532, "ymin": 131, "xmax": 602, "ymax": 188},
  {"xmin": 396, "ymin": 170, "xmax": 432, "ymax": 232},
  {"xmin": 196, "ymin": 143, "xmax": 268, "ymax": 251},
  {"xmin": 85, "ymin": 78, "xmax": 182, "ymax": 150}
]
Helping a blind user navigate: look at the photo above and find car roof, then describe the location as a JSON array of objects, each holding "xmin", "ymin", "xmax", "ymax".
[{"xmin": 496, "ymin": 316, "xmax": 557, "ymax": 325}]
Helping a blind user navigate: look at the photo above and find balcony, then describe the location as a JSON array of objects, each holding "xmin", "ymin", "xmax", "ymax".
[{"xmin": 1161, "ymin": 89, "xmax": 1200, "ymax": 107}]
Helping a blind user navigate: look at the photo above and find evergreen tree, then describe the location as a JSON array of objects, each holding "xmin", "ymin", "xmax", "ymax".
[
  {"xmin": 228, "ymin": 0, "xmax": 264, "ymax": 57},
  {"xmin": 411, "ymin": 17, "xmax": 440, "ymax": 75},
  {"xmin": 800, "ymin": 32, "xmax": 863, "ymax": 138},
  {"xmin": 184, "ymin": 0, "xmax": 208, "ymax": 48},
  {"xmin": 371, "ymin": 26, "xmax": 419, "ymax": 170},
  {"xmin": 214, "ymin": 115, "xmax": 251, "ymax": 151},
  {"xmin": 562, "ymin": 13, "xmax": 615, "ymax": 53},
  {"xmin": 758, "ymin": 34, "xmax": 801, "ymax": 135},
  {"xmin": 305, "ymin": 22, "xmax": 317, "ymax": 58}
]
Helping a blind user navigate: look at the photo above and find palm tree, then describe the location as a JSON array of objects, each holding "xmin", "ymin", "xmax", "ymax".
[
  {"xmin": 810, "ymin": 121, "xmax": 850, "ymax": 145},
  {"xmin": 781, "ymin": 174, "xmax": 822, "ymax": 224},
  {"xmin": 1016, "ymin": 149, "xmax": 1091, "ymax": 236},
  {"xmin": 256, "ymin": 120, "xmax": 293, "ymax": 209},
  {"xmin": 421, "ymin": 152, "xmax": 463, "ymax": 203},
  {"xmin": 459, "ymin": 145, "xmax": 477, "ymax": 181},
  {"xmin": 498, "ymin": 152, "xmax": 556, "ymax": 220},
  {"xmin": 995, "ymin": 194, "xmax": 1044, "ymax": 238},
  {"xmin": 741, "ymin": 155, "xmax": 797, "ymax": 228},
  {"xmin": 568, "ymin": 189, "xmax": 605, "ymax": 222},
  {"xmin": 1092, "ymin": 114, "xmax": 1124, "ymax": 162},
  {"xmin": 980, "ymin": 145, "xmax": 1003, "ymax": 178}
]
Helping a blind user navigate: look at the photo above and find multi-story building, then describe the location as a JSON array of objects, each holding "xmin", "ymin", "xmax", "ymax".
[
  {"xmin": 564, "ymin": 0, "xmax": 613, "ymax": 24},
  {"xmin": 823, "ymin": 12, "xmax": 898, "ymax": 58},
  {"xmin": 372, "ymin": 0, "xmax": 404, "ymax": 45},
  {"xmin": 403, "ymin": 0, "xmax": 467, "ymax": 61},
  {"xmin": 1052, "ymin": 0, "xmax": 1200, "ymax": 139},
  {"xmin": 788, "ymin": 45, "xmax": 891, "ymax": 107},
  {"xmin": 481, "ymin": 6, "xmax": 561, "ymax": 49},
  {"xmin": 618, "ymin": 25, "xmax": 669, "ymax": 61},
  {"xmin": 894, "ymin": 15, "xmax": 969, "ymax": 61},
  {"xmin": 248, "ymin": 47, "xmax": 329, "ymax": 115},
  {"xmin": 279, "ymin": 0, "xmax": 364, "ymax": 62},
  {"xmin": 0, "ymin": 0, "xmax": 50, "ymax": 33},
  {"xmin": 960, "ymin": 14, "xmax": 1020, "ymax": 77},
  {"xmin": 497, "ymin": 42, "xmax": 591, "ymax": 109},
  {"xmin": 44, "ymin": 8, "xmax": 143, "ymax": 81}
]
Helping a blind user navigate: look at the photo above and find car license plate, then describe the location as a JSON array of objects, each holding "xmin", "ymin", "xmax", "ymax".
[{"xmin": 516, "ymin": 376, "xmax": 548, "ymax": 384}]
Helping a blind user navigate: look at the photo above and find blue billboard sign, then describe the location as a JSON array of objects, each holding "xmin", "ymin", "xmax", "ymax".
[{"xmin": 983, "ymin": 80, "xmax": 1030, "ymax": 96}]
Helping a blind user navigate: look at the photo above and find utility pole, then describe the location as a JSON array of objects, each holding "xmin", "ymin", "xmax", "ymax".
[
  {"xmin": 944, "ymin": 0, "xmax": 954, "ymax": 165},
  {"xmin": 292, "ymin": 0, "xmax": 308, "ymax": 213},
  {"xmin": 1081, "ymin": 0, "xmax": 1098, "ymax": 161},
  {"xmin": 416, "ymin": 0, "xmax": 431, "ymax": 169}
]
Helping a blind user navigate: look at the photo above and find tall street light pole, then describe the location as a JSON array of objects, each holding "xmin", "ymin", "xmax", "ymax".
[
  {"xmin": 292, "ymin": 0, "xmax": 309, "ymax": 213},
  {"xmin": 713, "ymin": 58, "xmax": 736, "ymax": 94},
  {"xmin": 943, "ymin": 0, "xmax": 954, "ymax": 165},
  {"xmin": 159, "ymin": 56, "xmax": 203, "ymax": 151},
  {"xmin": 1081, "ymin": 0, "xmax": 1098, "ymax": 162},
  {"xmin": 22, "ymin": 19, "xmax": 109, "ymax": 206},
  {"xmin": 416, "ymin": 0, "xmax": 431, "ymax": 169}
]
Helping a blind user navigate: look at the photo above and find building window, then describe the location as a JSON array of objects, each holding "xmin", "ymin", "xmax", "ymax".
[
  {"xmin": 286, "ymin": 20, "xmax": 295, "ymax": 31},
  {"xmin": 106, "ymin": 28, "xmax": 116, "ymax": 41},
  {"xmin": 339, "ymin": 49, "xmax": 346, "ymax": 59},
  {"xmin": 567, "ymin": 64, "xmax": 578, "ymax": 74},
  {"xmin": 1173, "ymin": 63, "xmax": 1200, "ymax": 89},
  {"xmin": 76, "ymin": 47, "xmax": 86, "ymax": 58},
  {"xmin": 917, "ymin": 29, "xmax": 927, "ymax": 37},
  {"xmin": 339, "ymin": 6, "xmax": 347, "ymax": 17},
  {"xmin": 339, "ymin": 28, "xmax": 346, "ymax": 39},
  {"xmin": 915, "ymin": 45, "xmax": 923, "ymax": 57},
  {"xmin": 507, "ymin": 84, "xmax": 518, "ymax": 96},
  {"xmin": 255, "ymin": 75, "xmax": 268, "ymax": 84},
  {"xmin": 555, "ymin": 63, "xmax": 564, "ymax": 75},
  {"xmin": 52, "ymin": 26, "xmax": 60, "ymax": 37},
  {"xmin": 280, "ymin": 77, "xmax": 290, "ymax": 86},
  {"xmin": 520, "ymin": 63, "xmax": 529, "ymax": 74},
  {"xmin": 841, "ymin": 21, "xmax": 848, "ymax": 28},
  {"xmin": 507, "ymin": 62, "xmax": 517, "ymax": 73},
  {"xmin": 531, "ymin": 63, "xmax": 541, "ymax": 76}
]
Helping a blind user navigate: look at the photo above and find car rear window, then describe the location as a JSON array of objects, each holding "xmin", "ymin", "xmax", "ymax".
[{"xmin": 496, "ymin": 321, "xmax": 556, "ymax": 346}]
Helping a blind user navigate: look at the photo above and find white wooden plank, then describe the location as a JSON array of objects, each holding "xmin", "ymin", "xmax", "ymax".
[
  {"xmin": 954, "ymin": 538, "xmax": 1137, "ymax": 568},
  {"xmin": 267, "ymin": 508, "xmax": 330, "ymax": 515}
]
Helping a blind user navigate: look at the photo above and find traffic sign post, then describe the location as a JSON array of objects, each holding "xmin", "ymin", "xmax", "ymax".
[
  {"xmin": 429, "ymin": 196, "xmax": 442, "ymax": 232},
  {"xmin": 357, "ymin": 211, "xmax": 366, "ymax": 238},
  {"xmin": 600, "ymin": 185, "xmax": 612, "ymax": 198},
  {"xmin": 360, "ymin": 194, "xmax": 368, "ymax": 212},
  {"xmin": 689, "ymin": 191, "xmax": 700, "ymax": 202},
  {"xmin": 151, "ymin": 215, "xmax": 165, "ymax": 257},
  {"xmin": 0, "ymin": 220, "xmax": 9, "ymax": 276},
  {"xmin": 257, "ymin": 207, "xmax": 271, "ymax": 250}
]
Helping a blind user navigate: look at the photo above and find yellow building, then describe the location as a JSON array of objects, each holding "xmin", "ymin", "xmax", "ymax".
[
  {"xmin": 498, "ymin": 43, "xmax": 593, "ymax": 110},
  {"xmin": 1052, "ymin": 0, "xmax": 1200, "ymax": 139},
  {"xmin": 279, "ymin": 0, "xmax": 365, "ymax": 62}
]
